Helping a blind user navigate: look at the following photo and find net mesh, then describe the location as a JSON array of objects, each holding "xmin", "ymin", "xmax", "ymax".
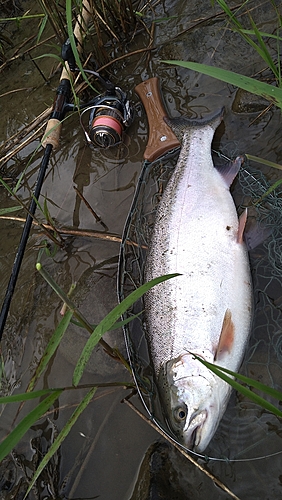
[{"xmin": 117, "ymin": 149, "xmax": 282, "ymax": 461}]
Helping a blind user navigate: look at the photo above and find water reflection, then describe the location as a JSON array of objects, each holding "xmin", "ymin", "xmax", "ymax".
[{"xmin": 1, "ymin": 0, "xmax": 282, "ymax": 498}]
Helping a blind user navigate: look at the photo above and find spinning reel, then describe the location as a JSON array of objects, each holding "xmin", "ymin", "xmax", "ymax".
[
  {"xmin": 81, "ymin": 83, "xmax": 134, "ymax": 149},
  {"xmin": 62, "ymin": 38, "xmax": 134, "ymax": 149}
]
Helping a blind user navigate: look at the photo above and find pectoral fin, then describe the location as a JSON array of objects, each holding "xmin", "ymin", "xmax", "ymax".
[
  {"xmin": 216, "ymin": 156, "xmax": 244, "ymax": 188},
  {"xmin": 237, "ymin": 195, "xmax": 273, "ymax": 249},
  {"xmin": 237, "ymin": 208, "xmax": 247, "ymax": 244},
  {"xmin": 215, "ymin": 309, "xmax": 234, "ymax": 361}
]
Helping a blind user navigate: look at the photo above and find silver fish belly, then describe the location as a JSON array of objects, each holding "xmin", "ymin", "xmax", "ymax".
[{"xmin": 144, "ymin": 109, "xmax": 252, "ymax": 453}]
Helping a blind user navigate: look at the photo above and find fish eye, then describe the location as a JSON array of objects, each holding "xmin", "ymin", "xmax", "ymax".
[{"xmin": 174, "ymin": 405, "xmax": 187, "ymax": 422}]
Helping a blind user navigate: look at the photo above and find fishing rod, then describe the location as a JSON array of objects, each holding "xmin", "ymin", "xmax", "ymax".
[
  {"xmin": 0, "ymin": 1, "xmax": 92, "ymax": 341},
  {"xmin": 0, "ymin": 2, "xmax": 135, "ymax": 342}
]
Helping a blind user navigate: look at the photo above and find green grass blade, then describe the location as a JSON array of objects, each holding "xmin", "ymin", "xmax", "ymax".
[
  {"xmin": 216, "ymin": 0, "xmax": 277, "ymax": 76},
  {"xmin": 37, "ymin": 14, "xmax": 48, "ymax": 43},
  {"xmin": 193, "ymin": 355, "xmax": 282, "ymax": 400},
  {"xmin": 276, "ymin": 27, "xmax": 281, "ymax": 86},
  {"xmin": 153, "ymin": 16, "xmax": 178, "ymax": 23},
  {"xmin": 0, "ymin": 176, "xmax": 16, "ymax": 196},
  {"xmin": 217, "ymin": 0, "xmax": 280, "ymax": 82},
  {"xmin": 35, "ymin": 263, "xmax": 134, "ymax": 365},
  {"xmin": 0, "ymin": 14, "xmax": 45, "ymax": 22},
  {"xmin": 26, "ymin": 310, "xmax": 73, "ymax": 393},
  {"xmin": 0, "ymin": 206, "xmax": 22, "ymax": 215},
  {"xmin": 71, "ymin": 310, "xmax": 144, "ymax": 330},
  {"xmin": 162, "ymin": 60, "xmax": 282, "ymax": 110},
  {"xmin": 254, "ymin": 178, "xmax": 282, "ymax": 203},
  {"xmin": 0, "ymin": 383, "xmax": 131, "ymax": 405},
  {"xmin": 25, "ymin": 387, "xmax": 97, "ymax": 497},
  {"xmin": 192, "ymin": 354, "xmax": 282, "ymax": 417},
  {"xmin": 0, "ymin": 389, "xmax": 57, "ymax": 404},
  {"xmin": 73, "ymin": 273, "xmax": 180, "ymax": 386},
  {"xmin": 0, "ymin": 390, "xmax": 62, "ymax": 462},
  {"xmin": 214, "ymin": 368, "xmax": 282, "ymax": 417},
  {"xmin": 43, "ymin": 197, "xmax": 54, "ymax": 226},
  {"xmin": 65, "ymin": 0, "xmax": 96, "ymax": 93},
  {"xmin": 216, "ymin": 0, "xmax": 244, "ymax": 32},
  {"xmin": 109, "ymin": 311, "xmax": 144, "ymax": 329},
  {"xmin": 240, "ymin": 29, "xmax": 282, "ymax": 42},
  {"xmin": 269, "ymin": 0, "xmax": 282, "ymax": 26},
  {"xmin": 36, "ymin": 264, "xmax": 95, "ymax": 333},
  {"xmin": 33, "ymin": 53, "xmax": 64, "ymax": 63},
  {"xmin": 248, "ymin": 14, "xmax": 279, "ymax": 80},
  {"xmin": 245, "ymin": 154, "xmax": 282, "ymax": 171},
  {"xmin": 36, "ymin": 264, "xmax": 76, "ymax": 307}
]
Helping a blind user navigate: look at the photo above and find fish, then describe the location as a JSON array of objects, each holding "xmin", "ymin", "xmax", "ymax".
[{"xmin": 144, "ymin": 108, "xmax": 252, "ymax": 453}]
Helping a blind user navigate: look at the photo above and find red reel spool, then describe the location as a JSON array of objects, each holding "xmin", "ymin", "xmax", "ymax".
[{"xmin": 89, "ymin": 107, "xmax": 124, "ymax": 148}]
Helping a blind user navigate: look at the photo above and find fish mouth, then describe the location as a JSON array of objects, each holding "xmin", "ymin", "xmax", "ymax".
[
  {"xmin": 189, "ymin": 427, "xmax": 198, "ymax": 450},
  {"xmin": 184, "ymin": 410, "xmax": 207, "ymax": 450}
]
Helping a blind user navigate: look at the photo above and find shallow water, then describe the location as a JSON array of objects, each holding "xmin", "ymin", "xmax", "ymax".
[{"xmin": 1, "ymin": 0, "xmax": 282, "ymax": 498}]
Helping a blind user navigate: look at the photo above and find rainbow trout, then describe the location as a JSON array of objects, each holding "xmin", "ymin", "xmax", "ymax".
[{"xmin": 144, "ymin": 108, "xmax": 252, "ymax": 452}]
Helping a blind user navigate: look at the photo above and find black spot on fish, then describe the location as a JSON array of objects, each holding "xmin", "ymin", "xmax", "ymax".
[{"xmin": 226, "ymin": 225, "xmax": 231, "ymax": 231}]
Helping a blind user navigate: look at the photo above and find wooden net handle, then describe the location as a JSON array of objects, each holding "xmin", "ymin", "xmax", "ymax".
[{"xmin": 135, "ymin": 77, "xmax": 180, "ymax": 162}]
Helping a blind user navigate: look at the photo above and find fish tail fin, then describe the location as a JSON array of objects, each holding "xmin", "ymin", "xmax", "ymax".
[{"xmin": 164, "ymin": 107, "xmax": 224, "ymax": 142}]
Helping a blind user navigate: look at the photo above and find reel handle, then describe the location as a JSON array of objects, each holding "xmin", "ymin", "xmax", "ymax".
[{"xmin": 135, "ymin": 77, "xmax": 180, "ymax": 162}]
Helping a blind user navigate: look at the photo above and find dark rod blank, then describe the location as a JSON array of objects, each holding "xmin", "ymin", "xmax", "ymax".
[{"xmin": 0, "ymin": 143, "xmax": 53, "ymax": 340}]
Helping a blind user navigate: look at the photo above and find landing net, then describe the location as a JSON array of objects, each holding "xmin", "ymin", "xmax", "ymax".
[{"xmin": 117, "ymin": 149, "xmax": 282, "ymax": 461}]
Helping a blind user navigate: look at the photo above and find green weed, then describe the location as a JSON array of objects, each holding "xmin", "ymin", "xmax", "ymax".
[
  {"xmin": 164, "ymin": 0, "xmax": 282, "ymax": 110},
  {"xmin": 163, "ymin": 60, "xmax": 282, "ymax": 110},
  {"xmin": 213, "ymin": 0, "xmax": 282, "ymax": 85},
  {"xmin": 0, "ymin": 269, "xmax": 179, "ymax": 493},
  {"xmin": 192, "ymin": 354, "xmax": 282, "ymax": 419}
]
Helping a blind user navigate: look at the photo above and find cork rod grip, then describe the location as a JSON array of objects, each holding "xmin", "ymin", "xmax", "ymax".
[
  {"xmin": 42, "ymin": 0, "xmax": 92, "ymax": 149},
  {"xmin": 60, "ymin": 0, "xmax": 92, "ymax": 82},
  {"xmin": 135, "ymin": 78, "xmax": 180, "ymax": 162}
]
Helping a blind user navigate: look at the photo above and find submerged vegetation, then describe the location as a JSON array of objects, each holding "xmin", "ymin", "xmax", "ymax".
[
  {"xmin": 0, "ymin": 264, "xmax": 177, "ymax": 496},
  {"xmin": 165, "ymin": 0, "xmax": 282, "ymax": 109}
]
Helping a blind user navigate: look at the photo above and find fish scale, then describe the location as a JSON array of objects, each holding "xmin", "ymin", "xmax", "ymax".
[{"xmin": 144, "ymin": 108, "xmax": 252, "ymax": 452}]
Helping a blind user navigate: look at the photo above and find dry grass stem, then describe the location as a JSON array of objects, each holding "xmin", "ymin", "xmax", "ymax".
[
  {"xmin": 0, "ymin": 124, "xmax": 46, "ymax": 167},
  {"xmin": 38, "ymin": 0, "xmax": 67, "ymax": 42},
  {"xmin": 123, "ymin": 397, "xmax": 241, "ymax": 500},
  {"xmin": 0, "ymin": 34, "xmax": 57, "ymax": 73},
  {"xmin": 73, "ymin": 186, "xmax": 108, "ymax": 229},
  {"xmin": 97, "ymin": 45, "xmax": 154, "ymax": 73},
  {"xmin": 0, "ymin": 87, "xmax": 34, "ymax": 98},
  {"xmin": 0, "ymin": 215, "xmax": 142, "ymax": 247},
  {"xmin": 0, "ymin": 108, "xmax": 52, "ymax": 157}
]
